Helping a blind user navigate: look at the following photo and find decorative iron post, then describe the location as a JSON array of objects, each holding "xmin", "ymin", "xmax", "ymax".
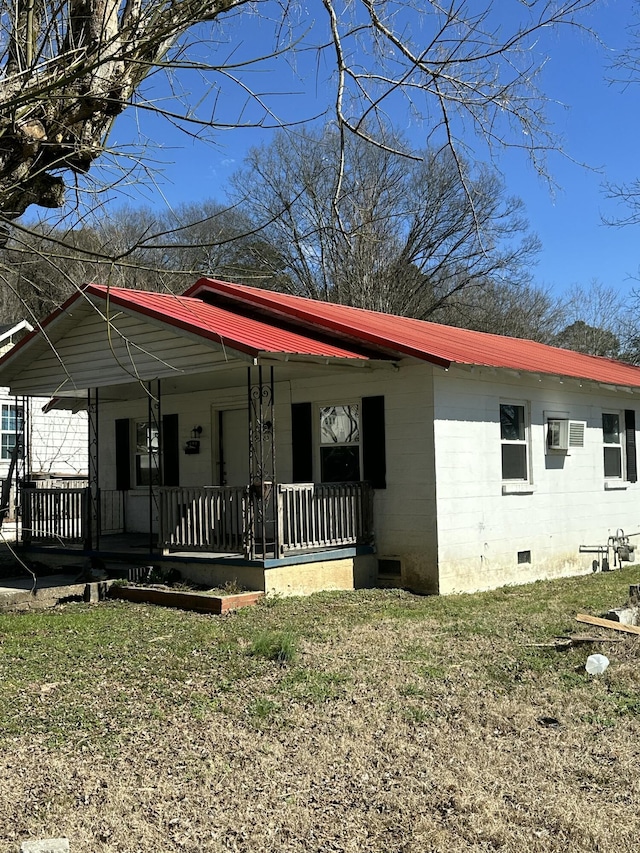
[
  {"xmin": 147, "ymin": 379, "xmax": 162, "ymax": 553},
  {"xmin": 86, "ymin": 388, "xmax": 99, "ymax": 551},
  {"xmin": 15, "ymin": 394, "xmax": 27, "ymax": 514},
  {"xmin": 247, "ymin": 365, "xmax": 276, "ymax": 559}
]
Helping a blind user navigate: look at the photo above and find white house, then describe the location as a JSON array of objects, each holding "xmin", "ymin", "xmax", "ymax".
[
  {"xmin": 0, "ymin": 279, "xmax": 638, "ymax": 596},
  {"xmin": 0, "ymin": 321, "xmax": 87, "ymax": 519}
]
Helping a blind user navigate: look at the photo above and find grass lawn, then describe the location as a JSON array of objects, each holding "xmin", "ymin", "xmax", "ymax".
[{"xmin": 1, "ymin": 568, "xmax": 639, "ymax": 852}]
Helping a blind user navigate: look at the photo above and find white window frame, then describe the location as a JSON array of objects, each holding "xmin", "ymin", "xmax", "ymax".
[
  {"xmin": 317, "ymin": 401, "xmax": 361, "ymax": 483},
  {"xmin": 500, "ymin": 401, "xmax": 531, "ymax": 485},
  {"xmin": 602, "ymin": 411, "xmax": 624, "ymax": 481},
  {"xmin": 0, "ymin": 403, "xmax": 23, "ymax": 461},
  {"xmin": 134, "ymin": 418, "xmax": 161, "ymax": 487}
]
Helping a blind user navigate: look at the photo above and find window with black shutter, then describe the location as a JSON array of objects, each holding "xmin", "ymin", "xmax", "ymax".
[
  {"xmin": 292, "ymin": 396, "xmax": 387, "ymax": 487},
  {"xmin": 163, "ymin": 413, "xmax": 180, "ymax": 486},
  {"xmin": 362, "ymin": 395, "xmax": 386, "ymax": 489},
  {"xmin": 625, "ymin": 409, "xmax": 637, "ymax": 483},
  {"xmin": 291, "ymin": 402, "xmax": 313, "ymax": 482},
  {"xmin": 115, "ymin": 418, "xmax": 130, "ymax": 491}
]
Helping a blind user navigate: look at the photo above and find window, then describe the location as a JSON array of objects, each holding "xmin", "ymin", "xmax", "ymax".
[
  {"xmin": 500, "ymin": 403, "xmax": 528, "ymax": 480},
  {"xmin": 603, "ymin": 412, "xmax": 623, "ymax": 478},
  {"xmin": 1, "ymin": 404, "xmax": 23, "ymax": 460},
  {"xmin": 319, "ymin": 404, "xmax": 360, "ymax": 482},
  {"xmin": 135, "ymin": 419, "xmax": 160, "ymax": 486}
]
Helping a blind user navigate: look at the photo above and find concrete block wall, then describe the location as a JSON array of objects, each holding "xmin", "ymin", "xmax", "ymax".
[{"xmin": 433, "ymin": 366, "xmax": 640, "ymax": 593}]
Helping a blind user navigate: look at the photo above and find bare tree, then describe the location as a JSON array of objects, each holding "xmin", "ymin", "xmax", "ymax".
[
  {"xmin": 229, "ymin": 125, "xmax": 540, "ymax": 318},
  {"xmin": 0, "ymin": 198, "xmax": 292, "ymax": 323},
  {"xmin": 0, "ymin": 0, "xmax": 598, "ymax": 231},
  {"xmin": 553, "ymin": 280, "xmax": 634, "ymax": 357},
  {"xmin": 435, "ymin": 280, "xmax": 566, "ymax": 342},
  {"xmin": 149, "ymin": 200, "xmax": 291, "ymax": 289}
]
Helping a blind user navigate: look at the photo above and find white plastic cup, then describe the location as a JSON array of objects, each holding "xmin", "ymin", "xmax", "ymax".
[{"xmin": 585, "ymin": 653, "xmax": 609, "ymax": 675}]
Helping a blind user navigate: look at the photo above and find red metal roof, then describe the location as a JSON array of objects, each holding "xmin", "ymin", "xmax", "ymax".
[
  {"xmin": 83, "ymin": 285, "xmax": 370, "ymax": 361},
  {"xmin": 5, "ymin": 279, "xmax": 640, "ymax": 391},
  {"xmin": 185, "ymin": 278, "xmax": 640, "ymax": 388}
]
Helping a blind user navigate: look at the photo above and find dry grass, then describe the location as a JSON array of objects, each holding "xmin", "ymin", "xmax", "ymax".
[{"xmin": 1, "ymin": 568, "xmax": 639, "ymax": 851}]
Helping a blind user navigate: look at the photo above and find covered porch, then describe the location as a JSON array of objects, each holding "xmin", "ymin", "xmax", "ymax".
[
  {"xmin": 17, "ymin": 480, "xmax": 377, "ymax": 597},
  {"xmin": 20, "ymin": 480, "xmax": 374, "ymax": 560},
  {"xmin": 0, "ymin": 283, "xmax": 393, "ymax": 594}
]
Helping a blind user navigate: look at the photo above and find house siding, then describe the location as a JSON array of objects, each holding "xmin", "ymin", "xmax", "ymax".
[
  {"xmin": 433, "ymin": 365, "xmax": 640, "ymax": 594},
  {"xmin": 0, "ymin": 393, "xmax": 86, "ymax": 481},
  {"xmin": 9, "ymin": 309, "xmax": 230, "ymax": 394},
  {"xmin": 29, "ymin": 402, "xmax": 87, "ymax": 477}
]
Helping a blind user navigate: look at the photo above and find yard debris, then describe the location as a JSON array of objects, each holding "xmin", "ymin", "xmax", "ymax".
[
  {"xmin": 526, "ymin": 635, "xmax": 622, "ymax": 650},
  {"xmin": 605, "ymin": 605, "xmax": 640, "ymax": 626},
  {"xmin": 20, "ymin": 839, "xmax": 70, "ymax": 853},
  {"xmin": 536, "ymin": 716, "xmax": 561, "ymax": 728},
  {"xmin": 576, "ymin": 613, "xmax": 640, "ymax": 636},
  {"xmin": 526, "ymin": 639, "xmax": 572, "ymax": 651},
  {"xmin": 569, "ymin": 634, "xmax": 622, "ymax": 645},
  {"xmin": 585, "ymin": 654, "xmax": 610, "ymax": 675}
]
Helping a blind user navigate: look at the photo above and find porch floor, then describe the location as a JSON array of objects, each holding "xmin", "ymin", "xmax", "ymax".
[{"xmin": 19, "ymin": 531, "xmax": 374, "ymax": 569}]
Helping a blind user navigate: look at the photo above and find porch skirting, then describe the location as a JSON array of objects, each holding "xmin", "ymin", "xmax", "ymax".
[{"xmin": 16, "ymin": 540, "xmax": 378, "ymax": 598}]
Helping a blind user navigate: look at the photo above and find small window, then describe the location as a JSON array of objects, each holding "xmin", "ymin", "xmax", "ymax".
[
  {"xmin": 1, "ymin": 404, "xmax": 23, "ymax": 460},
  {"xmin": 603, "ymin": 412, "xmax": 623, "ymax": 479},
  {"xmin": 500, "ymin": 403, "xmax": 528, "ymax": 481},
  {"xmin": 135, "ymin": 420, "xmax": 160, "ymax": 486},
  {"xmin": 1, "ymin": 433, "xmax": 17, "ymax": 460},
  {"xmin": 319, "ymin": 404, "xmax": 360, "ymax": 482}
]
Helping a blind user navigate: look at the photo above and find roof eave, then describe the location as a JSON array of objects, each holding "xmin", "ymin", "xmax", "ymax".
[{"xmin": 257, "ymin": 351, "xmax": 400, "ymax": 369}]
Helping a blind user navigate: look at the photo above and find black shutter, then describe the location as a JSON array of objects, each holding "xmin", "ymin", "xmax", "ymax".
[
  {"xmin": 291, "ymin": 402, "xmax": 313, "ymax": 482},
  {"xmin": 163, "ymin": 413, "xmax": 180, "ymax": 486},
  {"xmin": 626, "ymin": 409, "xmax": 637, "ymax": 483},
  {"xmin": 115, "ymin": 418, "xmax": 130, "ymax": 491},
  {"xmin": 362, "ymin": 395, "xmax": 386, "ymax": 489}
]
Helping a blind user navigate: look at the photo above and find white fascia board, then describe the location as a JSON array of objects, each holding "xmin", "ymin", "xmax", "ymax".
[
  {"xmin": 0, "ymin": 319, "xmax": 34, "ymax": 344},
  {"xmin": 257, "ymin": 352, "xmax": 398, "ymax": 370}
]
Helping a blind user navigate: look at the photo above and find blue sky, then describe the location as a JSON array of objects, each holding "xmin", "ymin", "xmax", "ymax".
[{"xmin": 108, "ymin": 0, "xmax": 640, "ymax": 300}]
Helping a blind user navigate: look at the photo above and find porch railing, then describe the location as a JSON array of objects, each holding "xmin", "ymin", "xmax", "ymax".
[
  {"xmin": 21, "ymin": 481, "xmax": 375, "ymax": 557},
  {"xmin": 276, "ymin": 482, "xmax": 373, "ymax": 555},
  {"xmin": 21, "ymin": 487, "xmax": 87, "ymax": 545},
  {"xmin": 100, "ymin": 489, "xmax": 125, "ymax": 535},
  {"xmin": 159, "ymin": 486, "xmax": 247, "ymax": 553}
]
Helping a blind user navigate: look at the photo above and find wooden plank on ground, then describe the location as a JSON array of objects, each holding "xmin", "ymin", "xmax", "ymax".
[
  {"xmin": 110, "ymin": 585, "xmax": 264, "ymax": 614},
  {"xmin": 576, "ymin": 613, "xmax": 640, "ymax": 635},
  {"xmin": 569, "ymin": 634, "xmax": 623, "ymax": 645}
]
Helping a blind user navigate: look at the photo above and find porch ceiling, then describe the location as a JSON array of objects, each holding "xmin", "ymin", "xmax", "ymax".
[{"xmin": 45, "ymin": 355, "xmax": 393, "ymax": 407}]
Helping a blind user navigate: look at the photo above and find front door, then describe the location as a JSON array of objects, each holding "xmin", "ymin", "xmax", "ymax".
[{"xmin": 219, "ymin": 408, "xmax": 250, "ymax": 486}]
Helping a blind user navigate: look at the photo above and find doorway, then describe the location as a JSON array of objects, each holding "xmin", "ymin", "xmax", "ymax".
[{"xmin": 218, "ymin": 408, "xmax": 249, "ymax": 486}]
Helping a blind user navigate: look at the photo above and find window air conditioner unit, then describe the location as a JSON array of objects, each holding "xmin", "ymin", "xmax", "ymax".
[
  {"xmin": 547, "ymin": 418, "xmax": 569, "ymax": 451},
  {"xmin": 546, "ymin": 418, "xmax": 585, "ymax": 452},
  {"xmin": 568, "ymin": 420, "xmax": 585, "ymax": 448}
]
